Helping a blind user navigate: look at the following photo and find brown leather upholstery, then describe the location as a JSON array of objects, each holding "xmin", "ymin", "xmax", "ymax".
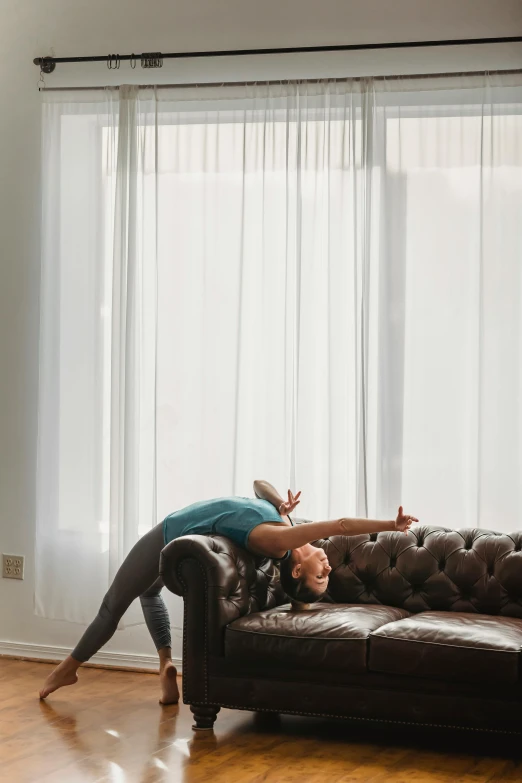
[
  {"xmin": 369, "ymin": 611, "xmax": 522, "ymax": 685},
  {"xmin": 161, "ymin": 527, "xmax": 522, "ymax": 733},
  {"xmin": 160, "ymin": 534, "xmax": 284, "ymax": 705},
  {"xmin": 161, "ymin": 534, "xmax": 284, "ymax": 656},
  {"xmin": 322, "ymin": 527, "xmax": 522, "ymax": 617},
  {"xmin": 225, "ymin": 603, "xmax": 410, "ymax": 672}
]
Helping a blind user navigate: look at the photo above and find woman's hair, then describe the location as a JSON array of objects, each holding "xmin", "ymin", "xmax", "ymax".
[{"xmin": 279, "ymin": 557, "xmax": 326, "ymax": 604}]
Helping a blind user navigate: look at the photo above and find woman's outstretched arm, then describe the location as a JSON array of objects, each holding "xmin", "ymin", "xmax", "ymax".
[{"xmin": 249, "ymin": 507, "xmax": 418, "ymax": 558}]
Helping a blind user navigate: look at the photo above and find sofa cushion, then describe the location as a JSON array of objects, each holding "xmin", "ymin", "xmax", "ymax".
[
  {"xmin": 225, "ymin": 603, "xmax": 410, "ymax": 673},
  {"xmin": 369, "ymin": 611, "xmax": 522, "ymax": 685}
]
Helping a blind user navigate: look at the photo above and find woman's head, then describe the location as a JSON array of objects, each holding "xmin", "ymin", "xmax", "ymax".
[{"xmin": 279, "ymin": 544, "xmax": 331, "ymax": 604}]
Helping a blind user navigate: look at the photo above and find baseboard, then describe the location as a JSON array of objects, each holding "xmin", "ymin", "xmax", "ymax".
[{"xmin": 0, "ymin": 640, "xmax": 182, "ymax": 672}]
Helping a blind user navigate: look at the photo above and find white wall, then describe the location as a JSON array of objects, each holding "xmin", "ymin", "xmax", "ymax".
[{"xmin": 1, "ymin": 0, "xmax": 521, "ymax": 667}]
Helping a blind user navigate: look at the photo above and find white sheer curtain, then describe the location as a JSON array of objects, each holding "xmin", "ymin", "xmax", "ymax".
[
  {"xmin": 373, "ymin": 75, "xmax": 522, "ymax": 530},
  {"xmin": 36, "ymin": 87, "xmax": 158, "ymax": 624},
  {"xmin": 36, "ymin": 74, "xmax": 522, "ymax": 625}
]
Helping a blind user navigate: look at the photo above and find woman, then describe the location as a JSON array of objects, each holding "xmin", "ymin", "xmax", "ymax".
[{"xmin": 39, "ymin": 480, "xmax": 417, "ymax": 703}]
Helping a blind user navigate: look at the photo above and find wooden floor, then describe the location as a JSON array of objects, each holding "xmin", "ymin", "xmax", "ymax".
[{"xmin": 1, "ymin": 660, "xmax": 522, "ymax": 783}]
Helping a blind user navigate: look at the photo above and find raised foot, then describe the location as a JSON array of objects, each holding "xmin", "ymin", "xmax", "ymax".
[
  {"xmin": 190, "ymin": 704, "xmax": 220, "ymax": 731},
  {"xmin": 159, "ymin": 661, "xmax": 179, "ymax": 705},
  {"xmin": 39, "ymin": 665, "xmax": 79, "ymax": 699}
]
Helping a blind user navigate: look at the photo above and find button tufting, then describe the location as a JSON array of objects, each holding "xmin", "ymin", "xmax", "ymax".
[{"xmin": 439, "ymin": 560, "xmax": 446, "ymax": 570}]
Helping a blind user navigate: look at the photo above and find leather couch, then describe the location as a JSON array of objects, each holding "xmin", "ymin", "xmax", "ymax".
[{"xmin": 160, "ymin": 526, "xmax": 522, "ymax": 734}]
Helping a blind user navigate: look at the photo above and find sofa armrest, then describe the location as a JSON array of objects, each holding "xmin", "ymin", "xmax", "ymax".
[{"xmin": 160, "ymin": 535, "xmax": 285, "ymax": 704}]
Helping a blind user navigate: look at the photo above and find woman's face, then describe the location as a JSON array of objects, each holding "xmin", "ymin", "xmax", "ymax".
[{"xmin": 292, "ymin": 546, "xmax": 332, "ymax": 594}]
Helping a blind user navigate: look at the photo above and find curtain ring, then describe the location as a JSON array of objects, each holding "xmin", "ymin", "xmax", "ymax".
[
  {"xmin": 141, "ymin": 52, "xmax": 163, "ymax": 69},
  {"xmin": 107, "ymin": 54, "xmax": 121, "ymax": 70},
  {"xmin": 130, "ymin": 54, "xmax": 137, "ymax": 69}
]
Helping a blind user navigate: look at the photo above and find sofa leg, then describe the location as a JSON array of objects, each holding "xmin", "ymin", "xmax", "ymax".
[{"xmin": 190, "ymin": 704, "xmax": 220, "ymax": 731}]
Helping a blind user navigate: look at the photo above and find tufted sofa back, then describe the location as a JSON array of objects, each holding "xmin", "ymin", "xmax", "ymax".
[{"xmin": 320, "ymin": 527, "xmax": 522, "ymax": 618}]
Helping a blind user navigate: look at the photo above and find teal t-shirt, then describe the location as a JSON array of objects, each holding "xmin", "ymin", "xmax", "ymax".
[{"xmin": 163, "ymin": 497, "xmax": 286, "ymax": 555}]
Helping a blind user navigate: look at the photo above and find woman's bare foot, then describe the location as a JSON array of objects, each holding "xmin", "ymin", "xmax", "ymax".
[
  {"xmin": 39, "ymin": 657, "xmax": 80, "ymax": 699},
  {"xmin": 159, "ymin": 661, "xmax": 179, "ymax": 705}
]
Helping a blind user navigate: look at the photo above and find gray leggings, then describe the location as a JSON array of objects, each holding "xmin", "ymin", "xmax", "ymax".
[{"xmin": 72, "ymin": 522, "xmax": 171, "ymax": 663}]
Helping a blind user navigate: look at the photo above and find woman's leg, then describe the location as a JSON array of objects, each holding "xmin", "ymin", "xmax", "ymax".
[
  {"xmin": 140, "ymin": 578, "xmax": 178, "ymax": 704},
  {"xmin": 39, "ymin": 522, "xmax": 166, "ymax": 699}
]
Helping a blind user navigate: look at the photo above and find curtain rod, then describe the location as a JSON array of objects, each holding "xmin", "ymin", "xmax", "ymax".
[
  {"xmin": 39, "ymin": 67, "xmax": 522, "ymax": 92},
  {"xmin": 34, "ymin": 36, "xmax": 522, "ymax": 74}
]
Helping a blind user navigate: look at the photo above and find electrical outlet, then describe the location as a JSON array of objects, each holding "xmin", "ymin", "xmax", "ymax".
[{"xmin": 2, "ymin": 554, "xmax": 24, "ymax": 580}]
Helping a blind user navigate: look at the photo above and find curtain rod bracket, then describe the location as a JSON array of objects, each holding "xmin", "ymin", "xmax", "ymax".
[{"xmin": 39, "ymin": 57, "xmax": 56, "ymax": 75}]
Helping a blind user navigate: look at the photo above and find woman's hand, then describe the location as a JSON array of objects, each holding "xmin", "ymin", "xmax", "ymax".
[
  {"xmin": 395, "ymin": 506, "xmax": 419, "ymax": 534},
  {"xmin": 278, "ymin": 489, "xmax": 301, "ymax": 516}
]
